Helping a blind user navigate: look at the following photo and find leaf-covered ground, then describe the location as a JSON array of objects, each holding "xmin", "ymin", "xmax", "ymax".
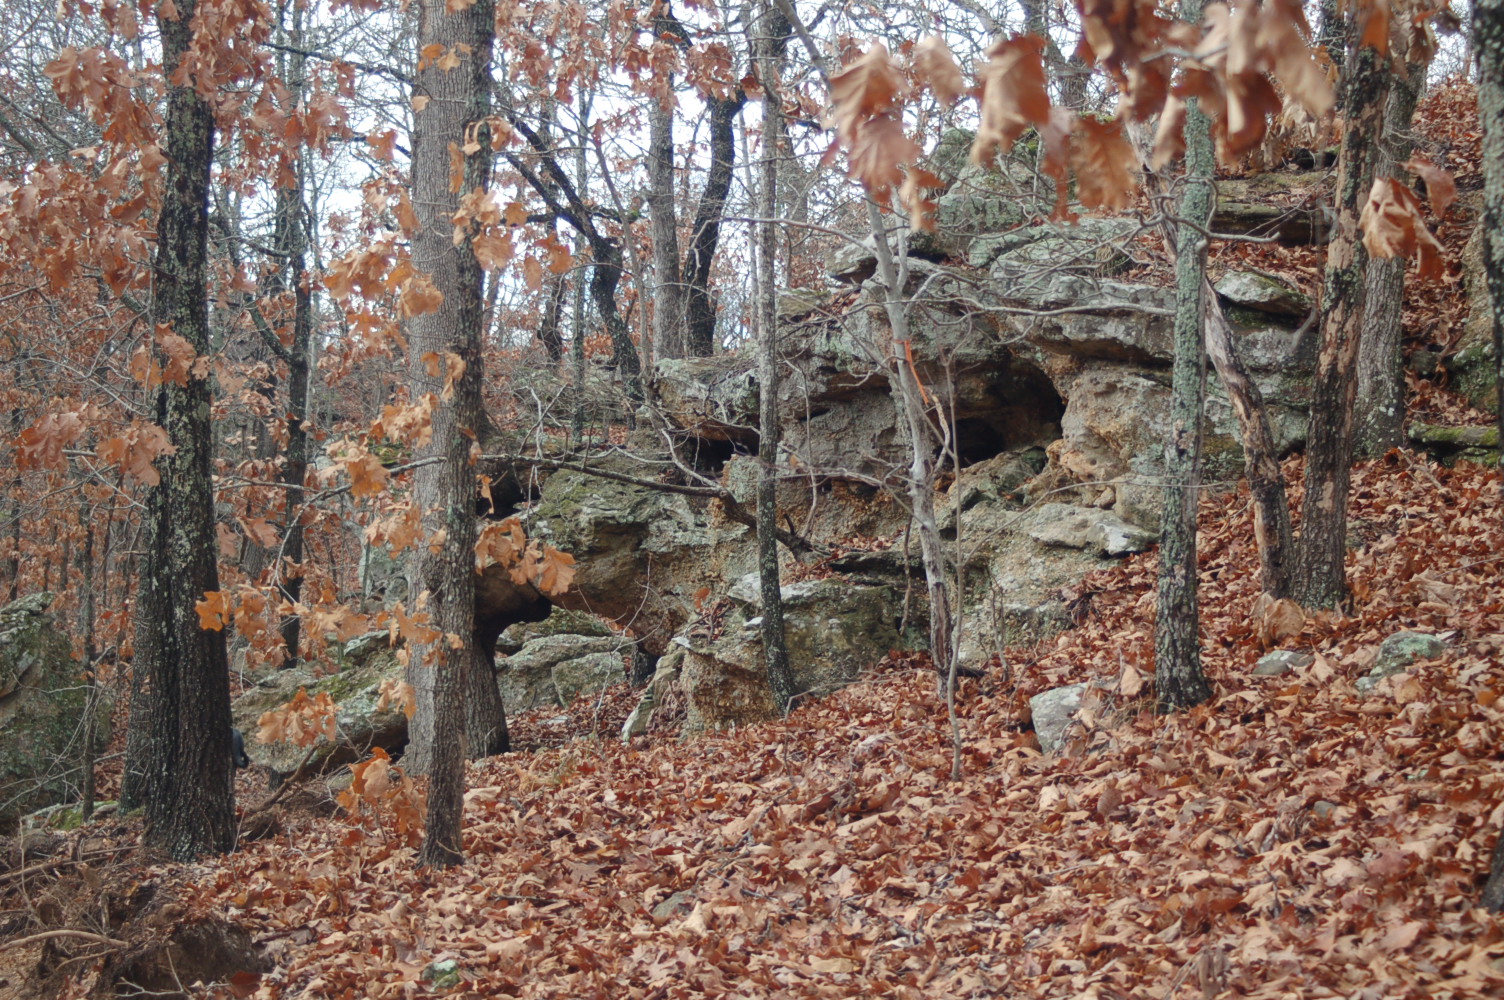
[{"xmin": 48, "ymin": 454, "xmax": 1484, "ymax": 1000}]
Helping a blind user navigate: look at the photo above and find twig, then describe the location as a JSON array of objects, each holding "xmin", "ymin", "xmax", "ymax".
[{"xmin": 0, "ymin": 928, "xmax": 127, "ymax": 952}]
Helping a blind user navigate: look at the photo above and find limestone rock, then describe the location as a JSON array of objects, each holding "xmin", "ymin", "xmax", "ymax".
[
  {"xmin": 498, "ymin": 634, "xmax": 629, "ymax": 712},
  {"xmin": 1025, "ymin": 503, "xmax": 1158, "ymax": 557},
  {"xmin": 1447, "ymin": 208, "xmax": 1497, "ymax": 413},
  {"xmin": 933, "ymin": 162, "xmax": 1031, "ymax": 262},
  {"xmin": 826, "ymin": 237, "xmax": 879, "ymax": 284},
  {"xmin": 778, "ymin": 287, "xmax": 832, "ymax": 319},
  {"xmin": 980, "ymin": 218, "xmax": 1138, "ymax": 275},
  {"xmin": 1215, "ymin": 271, "xmax": 1312, "ymax": 318},
  {"xmin": 497, "ymin": 607, "xmax": 614, "ymax": 656},
  {"xmin": 1030, "ymin": 683, "xmax": 1087, "ymax": 754},
  {"xmin": 527, "ymin": 462, "xmax": 721, "ymax": 655},
  {"xmin": 655, "ymin": 355, "xmax": 759, "ymax": 444},
  {"xmin": 681, "ymin": 637, "xmax": 779, "ymax": 732},
  {"xmin": 690, "ymin": 574, "xmax": 903, "ymax": 728},
  {"xmin": 0, "ymin": 594, "xmax": 104, "ymax": 833},
  {"xmin": 1253, "ymin": 650, "xmax": 1314, "ymax": 676}
]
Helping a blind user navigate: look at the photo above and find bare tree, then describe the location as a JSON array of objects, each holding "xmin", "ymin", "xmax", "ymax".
[{"xmin": 752, "ymin": 0, "xmax": 796, "ymax": 712}]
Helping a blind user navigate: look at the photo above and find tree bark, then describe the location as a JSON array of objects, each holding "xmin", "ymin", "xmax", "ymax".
[
  {"xmin": 1355, "ymin": 60, "xmax": 1425, "ymax": 458},
  {"xmin": 1476, "ymin": 0, "xmax": 1504, "ymax": 494},
  {"xmin": 683, "ymin": 93, "xmax": 745, "ymax": 356},
  {"xmin": 1295, "ymin": 17, "xmax": 1391, "ymax": 610},
  {"xmin": 753, "ymin": 2, "xmax": 795, "ymax": 713},
  {"xmin": 865, "ymin": 206, "xmax": 957, "ymax": 690},
  {"xmin": 270, "ymin": 4, "xmax": 312, "ymax": 667},
  {"xmin": 406, "ymin": 0, "xmax": 497, "ymax": 868},
  {"xmin": 1155, "ymin": 53, "xmax": 1214, "ymax": 714},
  {"xmin": 1204, "ymin": 294, "xmax": 1295, "ymax": 598},
  {"xmin": 122, "ymin": 0, "xmax": 237, "ymax": 861},
  {"xmin": 1474, "ymin": 0, "xmax": 1504, "ymax": 910},
  {"xmin": 647, "ymin": 9, "xmax": 685, "ymax": 361}
]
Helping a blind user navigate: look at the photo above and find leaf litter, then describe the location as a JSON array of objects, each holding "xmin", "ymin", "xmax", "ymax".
[{"xmin": 96, "ymin": 452, "xmax": 1500, "ymax": 1000}]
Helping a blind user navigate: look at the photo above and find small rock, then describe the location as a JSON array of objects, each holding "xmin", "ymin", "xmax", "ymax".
[
  {"xmin": 1027, "ymin": 504, "xmax": 1158, "ymax": 557},
  {"xmin": 1030, "ymin": 683, "xmax": 1087, "ymax": 754},
  {"xmin": 825, "ymin": 238, "xmax": 877, "ymax": 284},
  {"xmin": 1376, "ymin": 631, "xmax": 1445, "ymax": 675},
  {"xmin": 423, "ymin": 959, "xmax": 463, "ymax": 989},
  {"xmin": 1310, "ymin": 800, "xmax": 1340, "ymax": 821},
  {"xmin": 1253, "ymin": 650, "xmax": 1313, "ymax": 676},
  {"xmin": 651, "ymin": 890, "xmax": 696, "ymax": 923}
]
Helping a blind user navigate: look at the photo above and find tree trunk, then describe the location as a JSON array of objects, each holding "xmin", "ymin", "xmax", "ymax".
[
  {"xmin": 683, "ymin": 94, "xmax": 745, "ymax": 357},
  {"xmin": 80, "ymin": 517, "xmax": 97, "ymax": 822},
  {"xmin": 753, "ymin": 2, "xmax": 795, "ymax": 713},
  {"xmin": 866, "ymin": 201, "xmax": 958, "ymax": 693},
  {"xmin": 647, "ymin": 22, "xmax": 685, "ymax": 362},
  {"xmin": 1155, "ymin": 59, "xmax": 1215, "ymax": 714},
  {"xmin": 1295, "ymin": 18, "xmax": 1391, "ymax": 610},
  {"xmin": 538, "ymin": 269, "xmax": 566, "ymax": 362},
  {"xmin": 122, "ymin": 0, "xmax": 236, "ymax": 861},
  {"xmin": 1475, "ymin": 0, "xmax": 1504, "ymax": 909},
  {"xmin": 1203, "ymin": 294, "xmax": 1295, "ymax": 598},
  {"xmin": 406, "ymin": 0, "xmax": 497, "ymax": 868},
  {"xmin": 272, "ymin": 6, "xmax": 313, "ymax": 668},
  {"xmin": 1355, "ymin": 61, "xmax": 1425, "ymax": 458},
  {"xmin": 1476, "ymin": 0, "xmax": 1504, "ymax": 494}
]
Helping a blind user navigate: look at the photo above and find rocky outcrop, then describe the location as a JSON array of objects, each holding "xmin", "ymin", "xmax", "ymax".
[
  {"xmin": 0, "ymin": 594, "xmax": 102, "ymax": 832},
  {"xmin": 479, "ymin": 158, "xmax": 1333, "ymax": 734}
]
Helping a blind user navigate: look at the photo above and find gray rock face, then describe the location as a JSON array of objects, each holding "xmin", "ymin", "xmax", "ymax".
[
  {"xmin": 1030, "ymin": 683, "xmax": 1087, "ymax": 754},
  {"xmin": 1215, "ymin": 271, "xmax": 1312, "ymax": 318},
  {"xmin": 1450, "ymin": 215, "xmax": 1498, "ymax": 414},
  {"xmin": 497, "ymin": 607, "xmax": 614, "ymax": 656},
  {"xmin": 933, "ymin": 162, "xmax": 1031, "ymax": 263},
  {"xmin": 498, "ymin": 634, "xmax": 629, "ymax": 712},
  {"xmin": 654, "ymin": 356, "xmax": 759, "ymax": 444},
  {"xmin": 676, "ymin": 574, "xmax": 903, "ymax": 732},
  {"xmin": 527, "ymin": 462, "xmax": 727, "ymax": 656},
  {"xmin": 0, "ymin": 594, "xmax": 102, "ymax": 833},
  {"xmin": 982, "ymin": 218, "xmax": 1138, "ymax": 275}
]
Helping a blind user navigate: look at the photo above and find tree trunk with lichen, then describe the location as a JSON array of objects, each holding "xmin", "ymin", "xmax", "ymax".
[
  {"xmin": 753, "ymin": 1, "xmax": 795, "ymax": 713},
  {"xmin": 122, "ymin": 0, "xmax": 236, "ymax": 861},
  {"xmin": 1473, "ymin": 0, "xmax": 1504, "ymax": 914},
  {"xmin": 1296, "ymin": 20, "xmax": 1391, "ymax": 610},
  {"xmin": 1155, "ymin": 56, "xmax": 1214, "ymax": 714}
]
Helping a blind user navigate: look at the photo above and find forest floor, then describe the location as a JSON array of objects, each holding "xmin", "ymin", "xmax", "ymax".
[{"xmin": 4, "ymin": 81, "xmax": 1503, "ymax": 1000}]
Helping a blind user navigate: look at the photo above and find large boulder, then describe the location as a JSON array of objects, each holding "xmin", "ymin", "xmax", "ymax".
[
  {"xmin": 497, "ymin": 633, "xmax": 630, "ymax": 712},
  {"xmin": 664, "ymin": 574, "xmax": 909, "ymax": 732},
  {"xmin": 231, "ymin": 633, "xmax": 409, "ymax": 783},
  {"xmin": 0, "ymin": 594, "xmax": 102, "ymax": 832},
  {"xmin": 525, "ymin": 461, "xmax": 739, "ymax": 655}
]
